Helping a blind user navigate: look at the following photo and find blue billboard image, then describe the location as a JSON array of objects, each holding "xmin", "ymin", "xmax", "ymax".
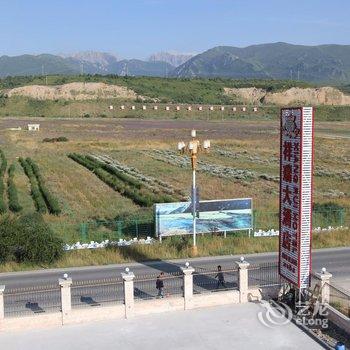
[{"xmin": 155, "ymin": 198, "xmax": 252, "ymax": 237}]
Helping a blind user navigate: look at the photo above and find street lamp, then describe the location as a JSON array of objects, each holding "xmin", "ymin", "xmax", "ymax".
[{"xmin": 178, "ymin": 129, "xmax": 211, "ymax": 255}]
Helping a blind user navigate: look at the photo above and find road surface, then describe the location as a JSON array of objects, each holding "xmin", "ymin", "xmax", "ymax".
[{"xmin": 1, "ymin": 247, "xmax": 349, "ymax": 289}]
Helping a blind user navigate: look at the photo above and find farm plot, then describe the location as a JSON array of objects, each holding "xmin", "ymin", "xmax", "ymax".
[
  {"xmin": 89, "ymin": 154, "xmax": 187, "ymax": 200},
  {"xmin": 0, "ymin": 150, "xmax": 7, "ymax": 213},
  {"xmin": 147, "ymin": 149, "xmax": 279, "ymax": 183},
  {"xmin": 68, "ymin": 153, "xmax": 180, "ymax": 207},
  {"xmin": 19, "ymin": 157, "xmax": 61, "ymax": 215},
  {"xmin": 7, "ymin": 163, "xmax": 22, "ymax": 212}
]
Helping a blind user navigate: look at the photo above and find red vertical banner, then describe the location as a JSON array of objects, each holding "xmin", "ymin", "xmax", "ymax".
[{"xmin": 279, "ymin": 107, "xmax": 314, "ymax": 288}]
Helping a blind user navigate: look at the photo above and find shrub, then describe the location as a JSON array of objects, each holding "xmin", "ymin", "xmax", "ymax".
[
  {"xmin": 43, "ymin": 136, "xmax": 69, "ymax": 143},
  {"xmin": 7, "ymin": 163, "xmax": 22, "ymax": 212},
  {"xmin": 25, "ymin": 158, "xmax": 61, "ymax": 215},
  {"xmin": 19, "ymin": 157, "xmax": 47, "ymax": 213},
  {"xmin": 0, "ymin": 149, "xmax": 7, "ymax": 213},
  {"xmin": 0, "ymin": 213, "xmax": 63, "ymax": 264}
]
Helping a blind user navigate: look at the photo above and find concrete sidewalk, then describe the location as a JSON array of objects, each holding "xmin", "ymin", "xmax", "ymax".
[{"xmin": 0, "ymin": 303, "xmax": 322, "ymax": 350}]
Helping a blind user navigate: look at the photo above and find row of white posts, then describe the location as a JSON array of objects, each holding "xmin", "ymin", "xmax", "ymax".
[
  {"xmin": 112, "ymin": 105, "xmax": 258, "ymax": 112},
  {"xmin": 0, "ymin": 262, "xmax": 333, "ymax": 322}
]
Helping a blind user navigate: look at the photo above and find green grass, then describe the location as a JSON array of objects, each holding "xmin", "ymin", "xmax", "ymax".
[{"xmin": 0, "ymin": 228, "xmax": 348, "ymax": 272}]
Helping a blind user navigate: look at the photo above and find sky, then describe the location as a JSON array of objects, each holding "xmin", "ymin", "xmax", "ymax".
[{"xmin": 0, "ymin": 0, "xmax": 349, "ymax": 59}]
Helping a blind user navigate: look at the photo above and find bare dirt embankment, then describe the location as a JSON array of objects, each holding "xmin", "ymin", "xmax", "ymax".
[
  {"xmin": 224, "ymin": 86, "xmax": 350, "ymax": 106},
  {"xmin": 6, "ymin": 82, "xmax": 150, "ymax": 101}
]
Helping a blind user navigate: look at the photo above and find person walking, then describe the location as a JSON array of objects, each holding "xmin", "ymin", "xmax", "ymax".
[
  {"xmin": 215, "ymin": 265, "xmax": 226, "ymax": 289},
  {"xmin": 156, "ymin": 272, "xmax": 165, "ymax": 298}
]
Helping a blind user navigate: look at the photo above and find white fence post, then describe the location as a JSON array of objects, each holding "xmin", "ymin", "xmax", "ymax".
[
  {"xmin": 181, "ymin": 264, "xmax": 195, "ymax": 310},
  {"xmin": 122, "ymin": 270, "xmax": 135, "ymax": 319},
  {"xmin": 315, "ymin": 268, "xmax": 332, "ymax": 304},
  {"xmin": 236, "ymin": 259, "xmax": 250, "ymax": 303},
  {"xmin": 59, "ymin": 276, "xmax": 72, "ymax": 323},
  {"xmin": 0, "ymin": 285, "xmax": 5, "ymax": 322}
]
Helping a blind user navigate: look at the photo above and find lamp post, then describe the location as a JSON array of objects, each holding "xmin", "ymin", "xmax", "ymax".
[{"xmin": 178, "ymin": 130, "xmax": 211, "ymax": 255}]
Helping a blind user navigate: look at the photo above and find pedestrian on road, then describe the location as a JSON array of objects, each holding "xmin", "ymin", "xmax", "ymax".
[
  {"xmin": 156, "ymin": 272, "xmax": 165, "ymax": 298},
  {"xmin": 215, "ymin": 265, "xmax": 226, "ymax": 289}
]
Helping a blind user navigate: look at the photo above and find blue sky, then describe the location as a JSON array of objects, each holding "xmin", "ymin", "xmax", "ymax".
[{"xmin": 0, "ymin": 0, "xmax": 349, "ymax": 59}]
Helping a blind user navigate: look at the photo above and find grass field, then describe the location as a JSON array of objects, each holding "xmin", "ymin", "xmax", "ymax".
[{"xmin": 0, "ymin": 116, "xmax": 349, "ymax": 245}]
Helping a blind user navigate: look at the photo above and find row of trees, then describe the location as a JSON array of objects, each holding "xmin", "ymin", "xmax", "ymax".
[
  {"xmin": 0, "ymin": 150, "xmax": 7, "ymax": 213},
  {"xmin": 19, "ymin": 157, "xmax": 61, "ymax": 215},
  {"xmin": 68, "ymin": 153, "xmax": 174, "ymax": 207},
  {"xmin": 7, "ymin": 164, "xmax": 22, "ymax": 212}
]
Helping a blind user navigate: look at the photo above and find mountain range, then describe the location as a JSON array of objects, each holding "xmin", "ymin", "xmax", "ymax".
[{"xmin": 1, "ymin": 43, "xmax": 350, "ymax": 83}]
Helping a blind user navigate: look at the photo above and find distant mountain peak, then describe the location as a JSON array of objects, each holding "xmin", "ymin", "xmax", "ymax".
[{"xmin": 148, "ymin": 51, "xmax": 195, "ymax": 67}]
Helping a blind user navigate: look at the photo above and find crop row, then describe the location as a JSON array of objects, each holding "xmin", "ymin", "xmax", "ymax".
[
  {"xmin": 7, "ymin": 163, "xmax": 22, "ymax": 212},
  {"xmin": 68, "ymin": 153, "xmax": 176, "ymax": 207},
  {"xmin": 148, "ymin": 149, "xmax": 279, "ymax": 183},
  {"xmin": 19, "ymin": 158, "xmax": 61, "ymax": 215},
  {"xmin": 89, "ymin": 154, "xmax": 186, "ymax": 199},
  {"xmin": 0, "ymin": 150, "xmax": 6, "ymax": 213}
]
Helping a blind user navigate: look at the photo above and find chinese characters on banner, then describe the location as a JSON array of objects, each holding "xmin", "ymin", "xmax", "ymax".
[{"xmin": 279, "ymin": 107, "xmax": 314, "ymax": 289}]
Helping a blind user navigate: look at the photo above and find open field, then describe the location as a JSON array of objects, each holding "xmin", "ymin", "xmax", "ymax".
[{"xmin": 0, "ymin": 116, "xmax": 349, "ymax": 242}]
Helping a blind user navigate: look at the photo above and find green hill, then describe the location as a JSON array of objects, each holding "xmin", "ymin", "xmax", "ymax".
[{"xmin": 172, "ymin": 43, "xmax": 350, "ymax": 83}]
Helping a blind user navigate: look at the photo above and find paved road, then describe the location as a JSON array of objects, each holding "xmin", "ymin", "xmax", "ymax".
[{"xmin": 1, "ymin": 247, "xmax": 349, "ymax": 290}]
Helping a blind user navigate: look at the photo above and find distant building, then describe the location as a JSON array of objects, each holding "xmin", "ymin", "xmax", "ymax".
[{"xmin": 28, "ymin": 124, "xmax": 40, "ymax": 131}]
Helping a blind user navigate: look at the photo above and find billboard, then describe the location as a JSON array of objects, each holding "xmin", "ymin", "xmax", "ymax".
[
  {"xmin": 279, "ymin": 107, "xmax": 314, "ymax": 289},
  {"xmin": 155, "ymin": 198, "xmax": 252, "ymax": 237}
]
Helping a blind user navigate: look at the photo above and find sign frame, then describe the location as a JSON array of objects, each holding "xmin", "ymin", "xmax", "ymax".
[
  {"xmin": 278, "ymin": 107, "xmax": 314, "ymax": 289},
  {"xmin": 155, "ymin": 198, "xmax": 253, "ymax": 238}
]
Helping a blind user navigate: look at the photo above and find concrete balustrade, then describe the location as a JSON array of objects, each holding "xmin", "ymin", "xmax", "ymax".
[
  {"xmin": 236, "ymin": 259, "xmax": 250, "ymax": 303},
  {"xmin": 4, "ymin": 261, "xmax": 346, "ymax": 333},
  {"xmin": 181, "ymin": 264, "xmax": 195, "ymax": 310},
  {"xmin": 314, "ymin": 269, "xmax": 332, "ymax": 304},
  {"xmin": 0, "ymin": 285, "xmax": 5, "ymax": 322},
  {"xmin": 59, "ymin": 277, "xmax": 72, "ymax": 323},
  {"xmin": 121, "ymin": 271, "xmax": 135, "ymax": 319}
]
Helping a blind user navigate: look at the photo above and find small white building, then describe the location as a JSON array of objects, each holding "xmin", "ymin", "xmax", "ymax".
[
  {"xmin": 28, "ymin": 124, "xmax": 40, "ymax": 131},
  {"xmin": 209, "ymin": 106, "xmax": 214, "ymax": 111},
  {"xmin": 242, "ymin": 107, "xmax": 246, "ymax": 112},
  {"xmin": 154, "ymin": 106, "xmax": 158, "ymax": 110},
  {"xmin": 232, "ymin": 107, "xmax": 237, "ymax": 112},
  {"xmin": 198, "ymin": 106, "xmax": 203, "ymax": 111},
  {"xmin": 220, "ymin": 106, "xmax": 225, "ymax": 111},
  {"xmin": 253, "ymin": 107, "xmax": 258, "ymax": 112},
  {"xmin": 187, "ymin": 106, "xmax": 192, "ymax": 111},
  {"xmin": 176, "ymin": 106, "xmax": 180, "ymax": 111},
  {"xmin": 109, "ymin": 105, "xmax": 114, "ymax": 110},
  {"xmin": 131, "ymin": 105, "xmax": 136, "ymax": 110},
  {"xmin": 142, "ymin": 105, "xmax": 147, "ymax": 110},
  {"xmin": 165, "ymin": 106, "xmax": 170, "ymax": 111},
  {"xmin": 120, "ymin": 105, "xmax": 125, "ymax": 110}
]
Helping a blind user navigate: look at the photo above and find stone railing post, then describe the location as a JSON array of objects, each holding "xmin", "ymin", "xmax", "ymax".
[
  {"xmin": 236, "ymin": 258, "xmax": 250, "ymax": 303},
  {"xmin": 0, "ymin": 285, "xmax": 5, "ymax": 322},
  {"xmin": 181, "ymin": 263, "xmax": 195, "ymax": 310},
  {"xmin": 315, "ymin": 268, "xmax": 332, "ymax": 304},
  {"xmin": 59, "ymin": 275, "xmax": 72, "ymax": 324},
  {"xmin": 121, "ymin": 269, "xmax": 135, "ymax": 319}
]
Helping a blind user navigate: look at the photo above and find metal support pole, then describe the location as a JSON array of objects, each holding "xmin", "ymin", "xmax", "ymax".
[{"xmin": 192, "ymin": 168, "xmax": 196, "ymax": 250}]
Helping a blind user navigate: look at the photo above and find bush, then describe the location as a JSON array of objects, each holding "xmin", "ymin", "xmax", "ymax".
[
  {"xmin": 43, "ymin": 136, "xmax": 68, "ymax": 143},
  {"xmin": 0, "ymin": 149, "xmax": 7, "ymax": 213},
  {"xmin": 19, "ymin": 157, "xmax": 47, "ymax": 213},
  {"xmin": 25, "ymin": 158, "xmax": 61, "ymax": 215},
  {"xmin": 0, "ymin": 213, "xmax": 63, "ymax": 264},
  {"xmin": 7, "ymin": 163, "xmax": 22, "ymax": 212}
]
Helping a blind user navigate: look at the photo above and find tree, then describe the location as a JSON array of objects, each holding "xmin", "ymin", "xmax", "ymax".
[{"xmin": 0, "ymin": 213, "xmax": 63, "ymax": 264}]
